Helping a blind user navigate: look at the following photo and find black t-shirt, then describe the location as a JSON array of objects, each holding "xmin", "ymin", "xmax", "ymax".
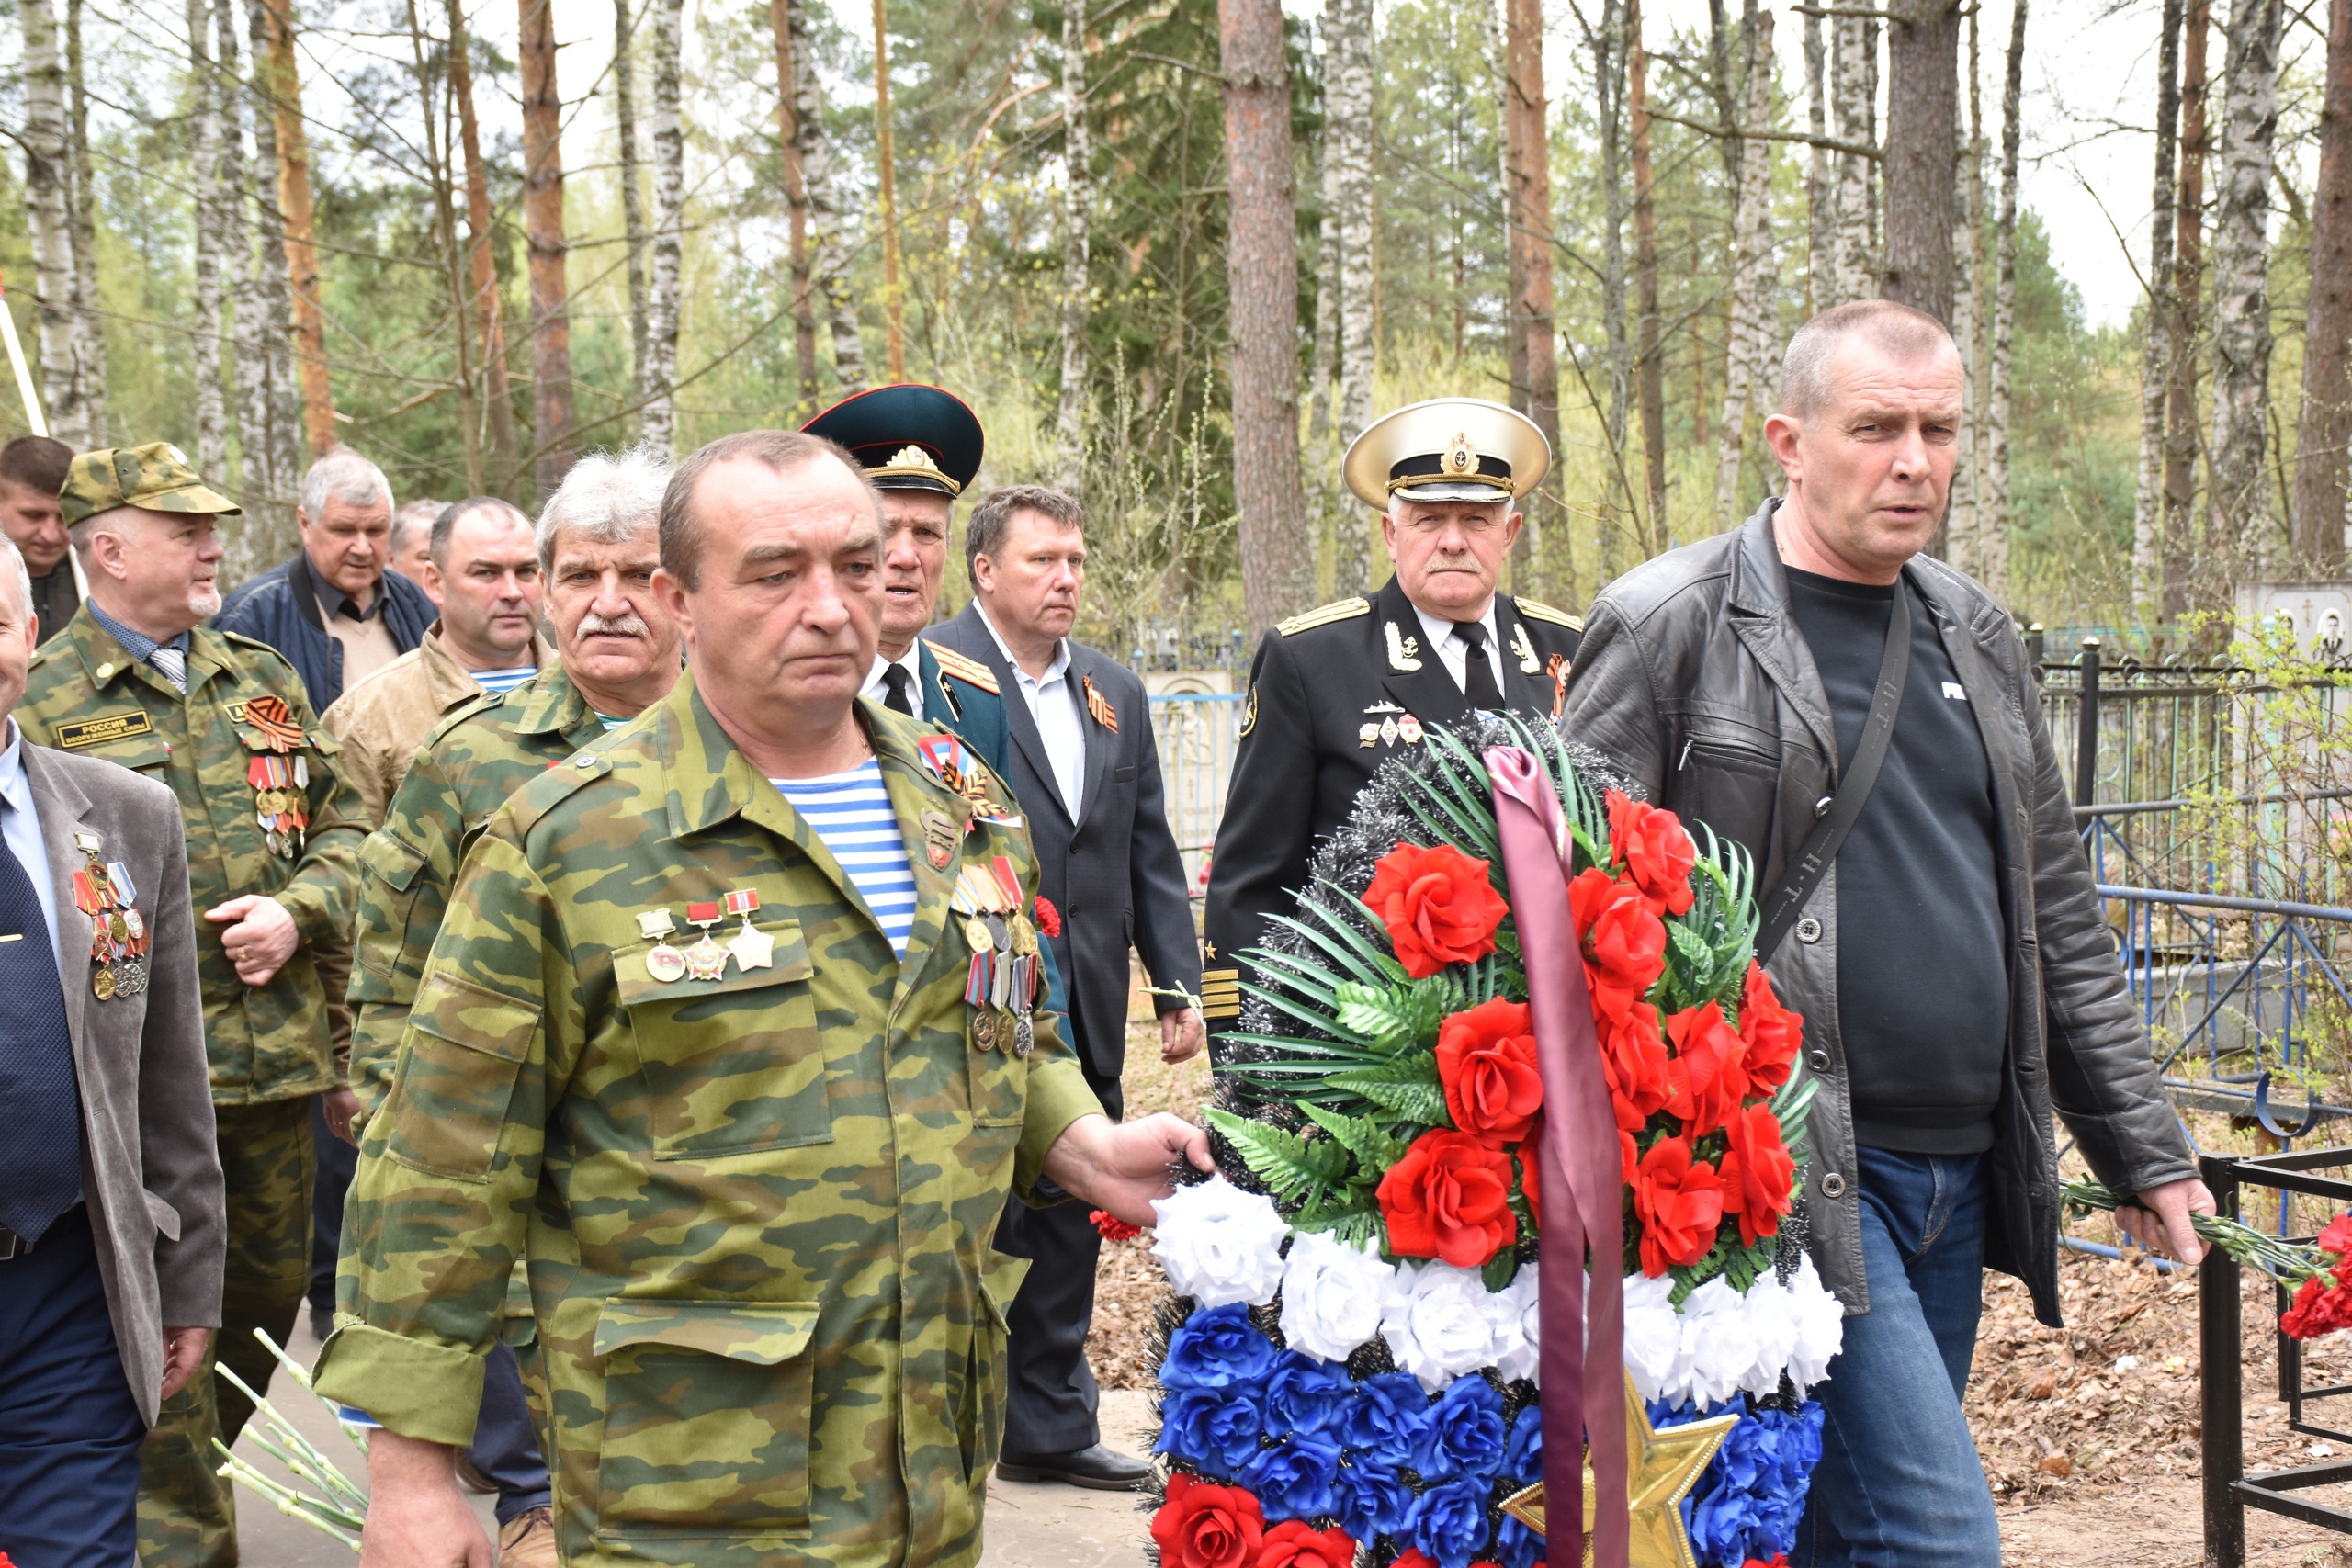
[
  {"xmin": 1783, "ymin": 565, "xmax": 2008, "ymax": 1155},
  {"xmin": 28, "ymin": 563, "xmax": 76, "ymax": 647}
]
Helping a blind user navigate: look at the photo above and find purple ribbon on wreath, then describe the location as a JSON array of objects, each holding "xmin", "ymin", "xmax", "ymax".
[{"xmin": 1487, "ymin": 745, "xmax": 1630, "ymax": 1568}]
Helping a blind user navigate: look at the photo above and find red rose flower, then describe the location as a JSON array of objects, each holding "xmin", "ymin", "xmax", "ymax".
[
  {"xmin": 1633, "ymin": 1134, "xmax": 1725, "ymax": 1276},
  {"xmin": 1151, "ymin": 1472, "xmax": 1265, "ymax": 1568},
  {"xmin": 1621, "ymin": 1129, "xmax": 1641, "ymax": 1185},
  {"xmin": 1363, "ymin": 842, "xmax": 1510, "ymax": 978},
  {"xmin": 1091, "ymin": 1210, "xmax": 1142, "ymax": 1242},
  {"xmin": 1606, "ymin": 789, "xmax": 1697, "ymax": 917},
  {"xmin": 1665, "ymin": 1002, "xmax": 1749, "ymax": 1138},
  {"xmin": 1437, "ymin": 998, "xmax": 1544, "ymax": 1145},
  {"xmin": 1738, "ymin": 962, "xmax": 1803, "ymax": 1094},
  {"xmin": 1033, "ymin": 894, "xmax": 1063, "ymax": 939},
  {"xmin": 1253, "ymin": 1520, "xmax": 1358, "ymax": 1568},
  {"xmin": 1717, "ymin": 1103, "xmax": 1797, "ymax": 1247},
  {"xmin": 1519, "ymin": 1137, "xmax": 1542, "ymax": 1227},
  {"xmin": 1377, "ymin": 1128, "xmax": 1520, "ymax": 1268},
  {"xmin": 1599, "ymin": 999, "xmax": 1671, "ymax": 1132},
  {"xmin": 1570, "ymin": 868, "xmax": 1668, "ymax": 1018}
]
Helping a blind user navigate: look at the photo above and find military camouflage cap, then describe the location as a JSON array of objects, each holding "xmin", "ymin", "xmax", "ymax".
[{"xmin": 61, "ymin": 442, "xmax": 242, "ymax": 526}]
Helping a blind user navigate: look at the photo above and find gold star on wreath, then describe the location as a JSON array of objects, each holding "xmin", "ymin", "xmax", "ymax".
[{"xmin": 1498, "ymin": 1371, "xmax": 1740, "ymax": 1568}]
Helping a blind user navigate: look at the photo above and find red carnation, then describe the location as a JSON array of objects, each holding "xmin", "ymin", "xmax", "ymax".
[
  {"xmin": 1377, "ymin": 1128, "xmax": 1521, "ymax": 1268},
  {"xmin": 1738, "ymin": 963, "xmax": 1803, "ymax": 1094},
  {"xmin": 1633, "ymin": 1135, "xmax": 1725, "ymax": 1276},
  {"xmin": 1033, "ymin": 895, "xmax": 1063, "ymax": 939},
  {"xmin": 1253, "ymin": 1520, "xmax": 1358, "ymax": 1568},
  {"xmin": 1666, "ymin": 1002, "xmax": 1749, "ymax": 1138},
  {"xmin": 1437, "ymin": 998, "xmax": 1544, "ymax": 1145},
  {"xmin": 1717, "ymin": 1103, "xmax": 1797, "ymax": 1247},
  {"xmin": 1570, "ymin": 868, "xmax": 1668, "ymax": 1019},
  {"xmin": 1606, "ymin": 789, "xmax": 1697, "ymax": 917},
  {"xmin": 1091, "ymin": 1210, "xmax": 1142, "ymax": 1242},
  {"xmin": 1363, "ymin": 842, "xmax": 1510, "ymax": 978},
  {"xmin": 2320, "ymin": 1213, "xmax": 2352, "ymax": 1258},
  {"xmin": 2282, "ymin": 1275, "xmax": 2352, "ymax": 1340},
  {"xmin": 1151, "ymin": 1472, "xmax": 1265, "ymax": 1568},
  {"xmin": 1599, "ymin": 999, "xmax": 1672, "ymax": 1133}
]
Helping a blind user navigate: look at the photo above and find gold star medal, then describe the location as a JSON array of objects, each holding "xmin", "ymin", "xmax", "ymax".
[
  {"xmin": 1498, "ymin": 1371, "xmax": 1739, "ymax": 1568},
  {"xmin": 723, "ymin": 889, "xmax": 774, "ymax": 970},
  {"xmin": 639, "ymin": 909, "xmax": 689, "ymax": 983}
]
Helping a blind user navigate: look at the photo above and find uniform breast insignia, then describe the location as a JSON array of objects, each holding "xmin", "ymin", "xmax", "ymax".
[
  {"xmin": 1398, "ymin": 714, "xmax": 1424, "ymax": 743},
  {"xmin": 1359, "ymin": 722, "xmax": 1380, "ymax": 749},
  {"xmin": 53, "ymin": 711, "xmax": 153, "ymax": 750},
  {"xmin": 1363, "ymin": 700, "xmax": 1405, "ymax": 715},
  {"xmin": 1084, "ymin": 676, "xmax": 1118, "ymax": 733},
  {"xmin": 921, "ymin": 809, "xmax": 958, "ymax": 870},
  {"xmin": 953, "ymin": 855, "xmax": 1039, "ymax": 1056},
  {"xmin": 74, "ymin": 836, "xmax": 149, "ymax": 999},
  {"xmin": 638, "ymin": 909, "xmax": 688, "ymax": 982},
  {"xmin": 241, "ymin": 694, "xmax": 311, "ymax": 860},
  {"xmin": 1510, "ymin": 620, "xmax": 1543, "ymax": 673},
  {"xmin": 1385, "ymin": 621, "xmax": 1423, "ymax": 671},
  {"xmin": 723, "ymin": 889, "xmax": 775, "ymax": 971},
  {"xmin": 683, "ymin": 902, "xmax": 730, "ymax": 980}
]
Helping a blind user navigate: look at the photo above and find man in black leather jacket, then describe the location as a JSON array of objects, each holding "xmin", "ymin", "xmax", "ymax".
[{"xmin": 1562, "ymin": 299, "xmax": 2211, "ymax": 1567}]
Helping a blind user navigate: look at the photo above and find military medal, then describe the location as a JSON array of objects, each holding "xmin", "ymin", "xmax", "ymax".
[
  {"xmin": 683, "ymin": 902, "xmax": 729, "ymax": 981},
  {"xmin": 73, "ymin": 840, "xmax": 144, "ymax": 1001},
  {"xmin": 723, "ymin": 889, "xmax": 775, "ymax": 971},
  {"xmin": 1012, "ymin": 1012, "xmax": 1034, "ymax": 1057},
  {"xmin": 639, "ymin": 909, "xmax": 689, "ymax": 983},
  {"xmin": 963, "ymin": 915, "xmax": 993, "ymax": 953},
  {"xmin": 242, "ymin": 695, "xmax": 311, "ymax": 860},
  {"xmin": 1398, "ymin": 714, "xmax": 1424, "ymax": 744},
  {"xmin": 921, "ymin": 809, "xmax": 957, "ymax": 871},
  {"xmin": 973, "ymin": 1010, "xmax": 999, "ymax": 1053}
]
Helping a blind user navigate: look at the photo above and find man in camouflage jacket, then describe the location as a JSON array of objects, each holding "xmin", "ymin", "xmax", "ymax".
[
  {"xmin": 17, "ymin": 444, "xmax": 366, "ymax": 1568},
  {"xmin": 314, "ymin": 431, "xmax": 1207, "ymax": 1568}
]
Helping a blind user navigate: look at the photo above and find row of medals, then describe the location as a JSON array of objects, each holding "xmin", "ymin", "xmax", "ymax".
[
  {"xmin": 1360, "ymin": 713, "xmax": 1425, "ymax": 749},
  {"xmin": 956, "ymin": 861, "xmax": 1040, "ymax": 1057},
  {"xmin": 75, "ymin": 836, "xmax": 150, "ymax": 999},
  {"xmin": 638, "ymin": 889, "xmax": 774, "ymax": 982},
  {"xmin": 248, "ymin": 752, "xmax": 310, "ymax": 860}
]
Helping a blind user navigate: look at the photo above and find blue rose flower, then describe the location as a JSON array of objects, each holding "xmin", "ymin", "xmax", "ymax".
[
  {"xmin": 1402, "ymin": 1477, "xmax": 1494, "ymax": 1568},
  {"xmin": 1246, "ymin": 1431, "xmax": 1343, "ymax": 1523},
  {"xmin": 1651, "ymin": 1395, "xmax": 1829, "ymax": 1567},
  {"xmin": 1415, "ymin": 1374, "xmax": 1507, "ymax": 1483},
  {"xmin": 1334, "ymin": 1458, "xmax": 1416, "ymax": 1541},
  {"xmin": 1157, "ymin": 1384, "xmax": 1267, "ymax": 1480},
  {"xmin": 1340, "ymin": 1370, "xmax": 1432, "ymax": 1469},
  {"xmin": 1155, "ymin": 1388, "xmax": 1217, "ymax": 1466},
  {"xmin": 1162, "ymin": 1302, "xmax": 1279, "ymax": 1392},
  {"xmin": 1503, "ymin": 1404, "xmax": 1544, "ymax": 1485},
  {"xmin": 1493, "ymin": 1513, "xmax": 1544, "ymax": 1568},
  {"xmin": 1264, "ymin": 1350, "xmax": 1355, "ymax": 1438}
]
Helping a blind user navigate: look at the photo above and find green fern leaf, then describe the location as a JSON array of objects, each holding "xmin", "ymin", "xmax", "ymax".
[
  {"xmin": 1204, "ymin": 1109, "xmax": 1349, "ymax": 1203},
  {"xmin": 1300, "ymin": 1103, "xmax": 1412, "ymax": 1172}
]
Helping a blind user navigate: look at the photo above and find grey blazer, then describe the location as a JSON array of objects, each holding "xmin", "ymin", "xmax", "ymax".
[{"xmin": 24, "ymin": 739, "xmax": 222, "ymax": 1427}]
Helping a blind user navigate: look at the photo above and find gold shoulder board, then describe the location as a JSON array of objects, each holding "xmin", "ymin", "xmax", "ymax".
[
  {"xmin": 1515, "ymin": 598, "xmax": 1585, "ymax": 631},
  {"xmin": 924, "ymin": 640, "xmax": 1001, "ymax": 695},
  {"xmin": 1277, "ymin": 597, "xmax": 1372, "ymax": 637}
]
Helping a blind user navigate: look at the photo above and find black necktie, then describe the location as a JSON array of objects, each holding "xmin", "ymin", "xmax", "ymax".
[
  {"xmin": 0, "ymin": 808, "xmax": 80, "ymax": 1242},
  {"xmin": 1453, "ymin": 620, "xmax": 1506, "ymax": 710},
  {"xmin": 881, "ymin": 662, "xmax": 916, "ymax": 716}
]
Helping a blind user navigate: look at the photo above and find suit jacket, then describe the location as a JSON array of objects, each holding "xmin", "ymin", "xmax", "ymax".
[
  {"xmin": 1202, "ymin": 575, "xmax": 1583, "ymax": 1036},
  {"xmin": 23, "ymin": 739, "xmax": 222, "ymax": 1427},
  {"xmin": 931, "ymin": 603, "xmax": 1200, "ymax": 1080}
]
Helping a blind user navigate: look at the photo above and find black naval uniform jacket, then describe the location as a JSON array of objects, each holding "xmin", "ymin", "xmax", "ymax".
[{"xmin": 1201, "ymin": 574, "xmax": 1583, "ymax": 1036}]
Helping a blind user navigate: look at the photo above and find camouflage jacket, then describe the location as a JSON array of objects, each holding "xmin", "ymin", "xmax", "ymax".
[
  {"xmin": 312, "ymin": 672, "xmax": 1102, "ymax": 1568},
  {"xmin": 345, "ymin": 663, "xmax": 610, "ymax": 1115},
  {"xmin": 17, "ymin": 605, "xmax": 366, "ymax": 1104}
]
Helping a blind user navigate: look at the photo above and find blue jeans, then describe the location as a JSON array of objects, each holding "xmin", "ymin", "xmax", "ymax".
[
  {"xmin": 469, "ymin": 1340, "xmax": 554, "ymax": 1526},
  {"xmin": 1795, "ymin": 1147, "xmax": 2003, "ymax": 1568}
]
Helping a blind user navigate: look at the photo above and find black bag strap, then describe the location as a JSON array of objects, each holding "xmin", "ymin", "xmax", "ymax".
[{"xmin": 1755, "ymin": 578, "xmax": 1912, "ymax": 962}]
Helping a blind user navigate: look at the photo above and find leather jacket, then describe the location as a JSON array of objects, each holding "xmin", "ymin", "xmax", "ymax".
[{"xmin": 1561, "ymin": 499, "xmax": 2197, "ymax": 1325}]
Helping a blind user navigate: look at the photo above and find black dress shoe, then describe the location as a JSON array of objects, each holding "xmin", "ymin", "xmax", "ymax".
[
  {"xmin": 308, "ymin": 1303, "xmax": 334, "ymax": 1343},
  {"xmin": 995, "ymin": 1443, "xmax": 1151, "ymax": 1490}
]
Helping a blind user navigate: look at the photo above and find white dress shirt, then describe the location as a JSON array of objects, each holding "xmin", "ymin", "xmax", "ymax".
[
  {"xmin": 0, "ymin": 718, "xmax": 62, "ymax": 954},
  {"xmin": 860, "ymin": 645, "xmax": 926, "ymax": 721},
  {"xmin": 978, "ymin": 604, "xmax": 1086, "ymax": 819},
  {"xmin": 1412, "ymin": 601, "xmax": 1506, "ymax": 699}
]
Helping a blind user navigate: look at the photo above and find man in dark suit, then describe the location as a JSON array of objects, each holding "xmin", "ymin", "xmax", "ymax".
[
  {"xmin": 1203, "ymin": 398, "xmax": 1584, "ymax": 1042},
  {"xmin": 0, "ymin": 536, "xmax": 224, "ymax": 1567},
  {"xmin": 930, "ymin": 483, "xmax": 1203, "ymax": 1491}
]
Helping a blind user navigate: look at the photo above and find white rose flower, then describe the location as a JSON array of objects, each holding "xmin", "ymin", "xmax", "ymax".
[
  {"xmin": 1487, "ymin": 1261, "xmax": 1541, "ymax": 1383},
  {"xmin": 1381, "ymin": 1260, "xmax": 1500, "ymax": 1391},
  {"xmin": 1784, "ymin": 1254, "xmax": 1846, "ymax": 1395},
  {"xmin": 1150, "ymin": 1177, "xmax": 1289, "ymax": 1307},
  {"xmin": 1737, "ymin": 1274, "xmax": 1803, "ymax": 1397},
  {"xmin": 1675, "ymin": 1276, "xmax": 1758, "ymax": 1409},
  {"xmin": 1621, "ymin": 1272, "xmax": 1684, "ymax": 1403},
  {"xmin": 1279, "ymin": 1230, "xmax": 1396, "ymax": 1361}
]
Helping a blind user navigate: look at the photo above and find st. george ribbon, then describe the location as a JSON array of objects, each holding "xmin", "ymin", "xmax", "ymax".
[{"xmin": 1487, "ymin": 746, "xmax": 1629, "ymax": 1568}]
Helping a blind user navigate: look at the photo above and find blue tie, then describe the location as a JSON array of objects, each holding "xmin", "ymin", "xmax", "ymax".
[{"xmin": 0, "ymin": 810, "xmax": 81, "ymax": 1242}]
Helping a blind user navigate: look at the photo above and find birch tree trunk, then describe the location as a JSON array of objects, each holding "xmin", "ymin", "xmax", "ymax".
[
  {"xmin": 187, "ymin": 0, "xmax": 229, "ymax": 478},
  {"xmin": 1713, "ymin": 9, "xmax": 1776, "ymax": 525},
  {"xmin": 789, "ymin": 0, "xmax": 865, "ymax": 393},
  {"xmin": 260, "ymin": 0, "xmax": 334, "ymax": 459},
  {"xmin": 1056, "ymin": 0, "xmax": 1091, "ymax": 486},
  {"xmin": 2135, "ymin": 0, "xmax": 2186, "ymax": 602},
  {"xmin": 1505, "ymin": 0, "xmax": 1568, "ymax": 597},
  {"xmin": 1983, "ymin": 0, "xmax": 2027, "ymax": 604},
  {"xmin": 1883, "ymin": 0, "xmax": 1961, "ymax": 321},
  {"xmin": 65, "ymin": 0, "xmax": 107, "ymax": 441},
  {"xmin": 520, "ymin": 0, "xmax": 574, "ymax": 492},
  {"xmin": 2164, "ymin": 0, "xmax": 2211, "ymax": 619},
  {"xmin": 1832, "ymin": 13, "xmax": 1874, "ymax": 304},
  {"xmin": 407, "ymin": 0, "xmax": 481, "ymax": 490},
  {"xmin": 1944, "ymin": 50, "xmax": 1976, "ymax": 569},
  {"xmin": 872, "ymin": 0, "xmax": 906, "ymax": 382},
  {"xmin": 1330, "ymin": 0, "xmax": 1375, "ymax": 597},
  {"xmin": 1218, "ymin": 0, "xmax": 1314, "ymax": 636},
  {"xmin": 20, "ymin": 0, "xmax": 90, "ymax": 446},
  {"xmin": 1632, "ymin": 0, "xmax": 1668, "ymax": 553},
  {"xmin": 2203, "ymin": 0, "xmax": 2286, "ymax": 588},
  {"xmin": 615, "ymin": 0, "xmax": 650, "ymax": 413},
  {"xmin": 1597, "ymin": 0, "xmax": 1630, "ymax": 465},
  {"xmin": 2292, "ymin": 0, "xmax": 2352, "ymax": 572},
  {"xmin": 1307, "ymin": 153, "xmax": 1339, "ymax": 457},
  {"xmin": 1865, "ymin": 16, "xmax": 1883, "ymax": 258},
  {"xmin": 218, "ymin": 0, "xmax": 269, "ymax": 530},
  {"xmin": 1804, "ymin": 5, "xmax": 1830, "ymax": 310},
  {"xmin": 639, "ymin": 0, "xmax": 685, "ymax": 455},
  {"xmin": 448, "ymin": 0, "xmax": 518, "ymax": 483},
  {"xmin": 770, "ymin": 0, "xmax": 819, "ymax": 409}
]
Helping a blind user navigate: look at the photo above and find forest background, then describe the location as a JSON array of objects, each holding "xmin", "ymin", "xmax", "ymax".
[{"xmin": 1, "ymin": 0, "xmax": 2345, "ymax": 665}]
